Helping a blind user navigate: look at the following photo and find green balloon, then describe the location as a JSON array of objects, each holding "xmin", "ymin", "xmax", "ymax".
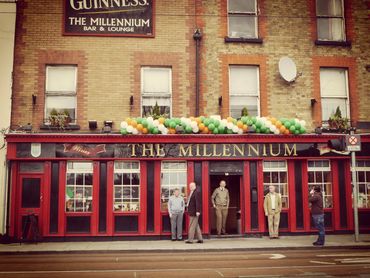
[
  {"xmin": 142, "ymin": 119, "xmax": 148, "ymax": 127},
  {"xmin": 208, "ymin": 123, "xmax": 215, "ymax": 131},
  {"xmin": 255, "ymin": 121, "xmax": 262, "ymax": 128},
  {"xmin": 252, "ymin": 117, "xmax": 257, "ymax": 124},
  {"xmin": 294, "ymin": 129, "xmax": 300, "ymax": 135},
  {"xmin": 152, "ymin": 127, "xmax": 159, "ymax": 134},
  {"xmin": 136, "ymin": 118, "xmax": 142, "ymax": 124},
  {"xmin": 169, "ymin": 121, "xmax": 177, "ymax": 129},
  {"xmin": 120, "ymin": 128, "xmax": 128, "ymax": 135},
  {"xmin": 213, "ymin": 128, "xmax": 219, "ymax": 134},
  {"xmin": 204, "ymin": 118, "xmax": 210, "ymax": 126},
  {"xmin": 164, "ymin": 119, "xmax": 171, "ymax": 126},
  {"xmin": 214, "ymin": 120, "xmax": 220, "ymax": 127},
  {"xmin": 241, "ymin": 117, "xmax": 248, "ymax": 124},
  {"xmin": 185, "ymin": 125, "xmax": 192, "ymax": 133},
  {"xmin": 260, "ymin": 126, "xmax": 267, "ymax": 133},
  {"xmin": 289, "ymin": 125, "xmax": 296, "ymax": 132},
  {"xmin": 227, "ymin": 128, "xmax": 233, "ymax": 134},
  {"xmin": 285, "ymin": 121, "xmax": 291, "ymax": 128},
  {"xmin": 255, "ymin": 128, "xmax": 261, "ymax": 133},
  {"xmin": 300, "ymin": 127, "xmax": 306, "ymax": 134}
]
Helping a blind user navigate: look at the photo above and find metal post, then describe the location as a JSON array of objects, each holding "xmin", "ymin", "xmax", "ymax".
[{"xmin": 350, "ymin": 129, "xmax": 359, "ymax": 242}]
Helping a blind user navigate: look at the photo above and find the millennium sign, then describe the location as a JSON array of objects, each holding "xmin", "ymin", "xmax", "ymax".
[{"xmin": 63, "ymin": 0, "xmax": 154, "ymax": 37}]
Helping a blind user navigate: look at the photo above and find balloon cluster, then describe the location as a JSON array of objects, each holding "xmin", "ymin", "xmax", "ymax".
[{"xmin": 120, "ymin": 116, "xmax": 306, "ymax": 135}]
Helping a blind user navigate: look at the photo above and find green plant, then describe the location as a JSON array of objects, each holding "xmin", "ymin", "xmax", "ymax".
[
  {"xmin": 48, "ymin": 109, "xmax": 71, "ymax": 129},
  {"xmin": 241, "ymin": 107, "xmax": 249, "ymax": 117},
  {"xmin": 328, "ymin": 106, "xmax": 349, "ymax": 131},
  {"xmin": 150, "ymin": 102, "xmax": 168, "ymax": 120}
]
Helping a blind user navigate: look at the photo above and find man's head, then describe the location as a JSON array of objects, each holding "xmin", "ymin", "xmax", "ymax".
[
  {"xmin": 219, "ymin": 180, "xmax": 226, "ymax": 188},
  {"xmin": 174, "ymin": 188, "xmax": 180, "ymax": 197},
  {"xmin": 313, "ymin": 185, "xmax": 321, "ymax": 193},
  {"xmin": 269, "ymin": 185, "xmax": 276, "ymax": 193},
  {"xmin": 189, "ymin": 182, "xmax": 196, "ymax": 191}
]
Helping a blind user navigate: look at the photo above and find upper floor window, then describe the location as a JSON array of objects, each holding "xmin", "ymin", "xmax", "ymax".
[
  {"xmin": 320, "ymin": 68, "xmax": 349, "ymax": 122},
  {"xmin": 228, "ymin": 0, "xmax": 258, "ymax": 39},
  {"xmin": 229, "ymin": 65, "xmax": 260, "ymax": 118},
  {"xmin": 141, "ymin": 67, "xmax": 172, "ymax": 118},
  {"xmin": 316, "ymin": 0, "xmax": 345, "ymax": 41},
  {"xmin": 45, "ymin": 65, "xmax": 77, "ymax": 123}
]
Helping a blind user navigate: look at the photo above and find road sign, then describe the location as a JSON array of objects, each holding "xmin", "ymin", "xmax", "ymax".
[{"xmin": 345, "ymin": 135, "xmax": 361, "ymax": 152}]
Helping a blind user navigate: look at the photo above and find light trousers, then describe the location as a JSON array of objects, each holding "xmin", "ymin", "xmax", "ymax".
[
  {"xmin": 170, "ymin": 213, "xmax": 183, "ymax": 239},
  {"xmin": 215, "ymin": 205, "xmax": 228, "ymax": 235},
  {"xmin": 188, "ymin": 216, "xmax": 203, "ymax": 242},
  {"xmin": 267, "ymin": 212, "xmax": 280, "ymax": 237}
]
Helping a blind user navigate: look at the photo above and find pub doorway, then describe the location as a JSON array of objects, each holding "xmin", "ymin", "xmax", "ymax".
[{"xmin": 209, "ymin": 174, "xmax": 242, "ymax": 235}]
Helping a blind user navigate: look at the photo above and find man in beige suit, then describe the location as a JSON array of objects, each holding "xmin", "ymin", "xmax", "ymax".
[
  {"xmin": 263, "ymin": 185, "xmax": 282, "ymax": 239},
  {"xmin": 211, "ymin": 180, "xmax": 230, "ymax": 236}
]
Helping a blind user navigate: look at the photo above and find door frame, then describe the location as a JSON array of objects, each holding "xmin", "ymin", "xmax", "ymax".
[{"xmin": 15, "ymin": 174, "xmax": 45, "ymax": 239}]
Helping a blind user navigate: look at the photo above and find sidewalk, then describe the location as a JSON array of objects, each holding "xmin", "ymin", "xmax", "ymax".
[{"xmin": 0, "ymin": 234, "xmax": 369, "ymax": 254}]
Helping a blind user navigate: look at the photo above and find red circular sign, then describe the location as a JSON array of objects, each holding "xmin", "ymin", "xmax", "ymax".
[{"xmin": 348, "ymin": 136, "xmax": 358, "ymax": 145}]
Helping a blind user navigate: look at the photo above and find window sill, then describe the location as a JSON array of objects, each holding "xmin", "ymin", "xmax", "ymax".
[
  {"xmin": 40, "ymin": 124, "xmax": 81, "ymax": 131},
  {"xmin": 315, "ymin": 40, "xmax": 351, "ymax": 47},
  {"xmin": 225, "ymin": 37, "xmax": 263, "ymax": 44}
]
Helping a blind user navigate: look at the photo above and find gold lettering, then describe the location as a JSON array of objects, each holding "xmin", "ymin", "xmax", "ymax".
[
  {"xmin": 284, "ymin": 144, "xmax": 297, "ymax": 156},
  {"xmin": 179, "ymin": 144, "xmax": 193, "ymax": 157},
  {"xmin": 270, "ymin": 144, "xmax": 281, "ymax": 157},
  {"xmin": 232, "ymin": 144, "xmax": 244, "ymax": 157},
  {"xmin": 142, "ymin": 144, "xmax": 154, "ymax": 157},
  {"xmin": 262, "ymin": 144, "xmax": 267, "ymax": 156},
  {"xmin": 195, "ymin": 144, "xmax": 201, "ymax": 157},
  {"xmin": 203, "ymin": 144, "xmax": 212, "ymax": 157},
  {"xmin": 128, "ymin": 144, "xmax": 137, "ymax": 157},
  {"xmin": 248, "ymin": 144, "xmax": 259, "ymax": 157},
  {"xmin": 213, "ymin": 144, "xmax": 222, "ymax": 157},
  {"xmin": 156, "ymin": 144, "xmax": 166, "ymax": 157},
  {"xmin": 222, "ymin": 144, "xmax": 231, "ymax": 157}
]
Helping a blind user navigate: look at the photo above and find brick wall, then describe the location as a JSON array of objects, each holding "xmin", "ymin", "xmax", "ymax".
[{"xmin": 11, "ymin": 0, "xmax": 370, "ymax": 132}]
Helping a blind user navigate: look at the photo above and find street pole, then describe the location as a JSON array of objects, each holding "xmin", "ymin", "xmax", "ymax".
[{"xmin": 350, "ymin": 129, "xmax": 359, "ymax": 242}]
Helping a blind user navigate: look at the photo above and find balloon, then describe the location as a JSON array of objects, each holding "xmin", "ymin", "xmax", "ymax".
[
  {"xmin": 289, "ymin": 125, "xmax": 296, "ymax": 132},
  {"xmin": 208, "ymin": 123, "xmax": 215, "ymax": 131},
  {"xmin": 255, "ymin": 121, "xmax": 262, "ymax": 128},
  {"xmin": 213, "ymin": 128, "xmax": 219, "ymax": 134},
  {"xmin": 152, "ymin": 127, "xmax": 159, "ymax": 134},
  {"xmin": 185, "ymin": 125, "xmax": 192, "ymax": 133},
  {"xmin": 120, "ymin": 128, "xmax": 128, "ymax": 135},
  {"xmin": 169, "ymin": 121, "xmax": 177, "ymax": 129}
]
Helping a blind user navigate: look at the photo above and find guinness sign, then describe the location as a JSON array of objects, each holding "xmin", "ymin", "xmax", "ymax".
[{"xmin": 64, "ymin": 0, "xmax": 154, "ymax": 37}]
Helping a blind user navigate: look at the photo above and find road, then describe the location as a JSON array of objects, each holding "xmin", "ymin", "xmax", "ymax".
[{"xmin": 0, "ymin": 248, "xmax": 370, "ymax": 277}]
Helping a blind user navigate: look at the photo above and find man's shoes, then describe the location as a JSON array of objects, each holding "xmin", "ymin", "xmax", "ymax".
[
  {"xmin": 269, "ymin": 236, "xmax": 274, "ymax": 239},
  {"xmin": 171, "ymin": 239, "xmax": 176, "ymax": 241},
  {"xmin": 221, "ymin": 232, "xmax": 228, "ymax": 235},
  {"xmin": 177, "ymin": 238, "xmax": 183, "ymax": 241},
  {"xmin": 313, "ymin": 242, "xmax": 324, "ymax": 246},
  {"xmin": 274, "ymin": 236, "xmax": 280, "ymax": 239},
  {"xmin": 197, "ymin": 240, "xmax": 204, "ymax": 244},
  {"xmin": 185, "ymin": 241, "xmax": 193, "ymax": 244}
]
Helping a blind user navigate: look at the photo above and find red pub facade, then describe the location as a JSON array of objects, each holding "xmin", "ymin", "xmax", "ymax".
[{"xmin": 5, "ymin": 133, "xmax": 370, "ymax": 240}]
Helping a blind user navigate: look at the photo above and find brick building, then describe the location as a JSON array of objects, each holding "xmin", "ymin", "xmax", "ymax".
[{"xmin": 3, "ymin": 0, "xmax": 370, "ymax": 240}]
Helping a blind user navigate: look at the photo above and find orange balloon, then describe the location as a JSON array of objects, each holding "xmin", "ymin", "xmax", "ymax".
[
  {"xmin": 158, "ymin": 117, "xmax": 165, "ymax": 124},
  {"xmin": 284, "ymin": 129, "xmax": 290, "ymax": 135},
  {"xmin": 242, "ymin": 124, "xmax": 248, "ymax": 132},
  {"xmin": 203, "ymin": 127, "xmax": 209, "ymax": 134},
  {"xmin": 275, "ymin": 121, "xmax": 282, "ymax": 128},
  {"xmin": 199, "ymin": 123, "xmax": 205, "ymax": 131},
  {"xmin": 270, "ymin": 117, "xmax": 277, "ymax": 124},
  {"xmin": 136, "ymin": 123, "xmax": 143, "ymax": 131},
  {"xmin": 142, "ymin": 128, "xmax": 148, "ymax": 134},
  {"xmin": 131, "ymin": 120, "xmax": 137, "ymax": 128},
  {"xmin": 280, "ymin": 125, "xmax": 286, "ymax": 132},
  {"xmin": 227, "ymin": 117, "xmax": 234, "ymax": 122},
  {"xmin": 237, "ymin": 121, "xmax": 243, "ymax": 128}
]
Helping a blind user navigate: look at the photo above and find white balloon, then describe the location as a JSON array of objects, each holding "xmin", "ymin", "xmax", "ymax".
[
  {"xmin": 153, "ymin": 120, "xmax": 159, "ymax": 126},
  {"xmin": 237, "ymin": 128, "xmax": 243, "ymax": 134},
  {"xmin": 232, "ymin": 126, "xmax": 239, "ymax": 133},
  {"xmin": 192, "ymin": 126, "xmax": 199, "ymax": 133},
  {"xmin": 127, "ymin": 126, "xmax": 134, "ymax": 133},
  {"xmin": 147, "ymin": 117, "xmax": 154, "ymax": 123},
  {"xmin": 120, "ymin": 121, "xmax": 128, "ymax": 129},
  {"xmin": 274, "ymin": 129, "xmax": 280, "ymax": 135},
  {"xmin": 300, "ymin": 120, "xmax": 306, "ymax": 127},
  {"xmin": 227, "ymin": 122, "xmax": 234, "ymax": 129},
  {"xmin": 191, "ymin": 121, "xmax": 197, "ymax": 128},
  {"xmin": 270, "ymin": 125, "xmax": 276, "ymax": 132},
  {"xmin": 132, "ymin": 128, "xmax": 138, "ymax": 135},
  {"xmin": 221, "ymin": 119, "xmax": 228, "ymax": 125}
]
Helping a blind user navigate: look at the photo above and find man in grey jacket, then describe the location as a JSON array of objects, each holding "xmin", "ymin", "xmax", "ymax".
[{"xmin": 168, "ymin": 188, "xmax": 185, "ymax": 241}]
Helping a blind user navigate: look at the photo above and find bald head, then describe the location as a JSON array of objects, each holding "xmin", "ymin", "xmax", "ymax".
[{"xmin": 189, "ymin": 182, "xmax": 196, "ymax": 191}]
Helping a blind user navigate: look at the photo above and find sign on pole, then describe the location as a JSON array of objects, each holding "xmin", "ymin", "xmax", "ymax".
[{"xmin": 345, "ymin": 134, "xmax": 361, "ymax": 152}]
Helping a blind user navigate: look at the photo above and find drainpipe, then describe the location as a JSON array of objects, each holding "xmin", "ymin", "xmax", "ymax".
[{"xmin": 193, "ymin": 29, "xmax": 202, "ymax": 117}]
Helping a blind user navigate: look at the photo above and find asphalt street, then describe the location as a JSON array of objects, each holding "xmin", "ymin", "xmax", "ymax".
[{"xmin": 0, "ymin": 248, "xmax": 369, "ymax": 278}]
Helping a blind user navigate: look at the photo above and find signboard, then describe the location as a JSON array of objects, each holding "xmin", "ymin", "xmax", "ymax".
[
  {"xmin": 345, "ymin": 135, "xmax": 361, "ymax": 152},
  {"xmin": 63, "ymin": 0, "xmax": 154, "ymax": 37},
  {"xmin": 15, "ymin": 142, "xmax": 367, "ymax": 159}
]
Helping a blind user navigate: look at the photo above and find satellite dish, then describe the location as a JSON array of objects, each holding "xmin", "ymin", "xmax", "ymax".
[{"xmin": 279, "ymin": 57, "xmax": 297, "ymax": 82}]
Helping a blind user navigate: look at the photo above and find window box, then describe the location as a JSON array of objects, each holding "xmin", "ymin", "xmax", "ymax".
[
  {"xmin": 315, "ymin": 40, "xmax": 351, "ymax": 47},
  {"xmin": 224, "ymin": 36, "xmax": 263, "ymax": 44},
  {"xmin": 40, "ymin": 123, "xmax": 80, "ymax": 131}
]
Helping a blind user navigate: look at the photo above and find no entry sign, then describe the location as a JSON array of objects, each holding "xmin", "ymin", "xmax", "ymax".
[{"xmin": 345, "ymin": 135, "xmax": 361, "ymax": 151}]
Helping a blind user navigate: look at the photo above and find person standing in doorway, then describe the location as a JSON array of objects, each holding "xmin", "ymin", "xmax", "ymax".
[
  {"xmin": 211, "ymin": 180, "xmax": 230, "ymax": 236},
  {"xmin": 185, "ymin": 182, "xmax": 203, "ymax": 244},
  {"xmin": 263, "ymin": 185, "xmax": 282, "ymax": 239},
  {"xmin": 309, "ymin": 185, "xmax": 325, "ymax": 246},
  {"xmin": 168, "ymin": 188, "xmax": 185, "ymax": 241}
]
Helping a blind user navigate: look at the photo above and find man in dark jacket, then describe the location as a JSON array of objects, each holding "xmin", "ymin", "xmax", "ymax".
[
  {"xmin": 309, "ymin": 185, "xmax": 325, "ymax": 246},
  {"xmin": 185, "ymin": 182, "xmax": 203, "ymax": 244}
]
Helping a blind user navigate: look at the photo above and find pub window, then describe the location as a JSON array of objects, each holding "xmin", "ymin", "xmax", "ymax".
[
  {"xmin": 263, "ymin": 161, "xmax": 289, "ymax": 208},
  {"xmin": 141, "ymin": 67, "xmax": 172, "ymax": 118},
  {"xmin": 320, "ymin": 68, "xmax": 350, "ymax": 123},
  {"xmin": 228, "ymin": 0, "xmax": 258, "ymax": 38},
  {"xmin": 160, "ymin": 161, "xmax": 187, "ymax": 211},
  {"xmin": 307, "ymin": 160, "xmax": 333, "ymax": 208},
  {"xmin": 113, "ymin": 161, "xmax": 140, "ymax": 212},
  {"xmin": 66, "ymin": 162, "xmax": 93, "ymax": 212},
  {"xmin": 316, "ymin": 0, "xmax": 345, "ymax": 41},
  {"xmin": 229, "ymin": 65, "xmax": 260, "ymax": 118},
  {"xmin": 352, "ymin": 160, "xmax": 370, "ymax": 209}
]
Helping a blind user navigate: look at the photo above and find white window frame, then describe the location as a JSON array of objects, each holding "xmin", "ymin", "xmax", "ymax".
[
  {"xmin": 227, "ymin": 0, "xmax": 258, "ymax": 39},
  {"xmin": 65, "ymin": 161, "xmax": 93, "ymax": 213},
  {"xmin": 113, "ymin": 161, "xmax": 141, "ymax": 212},
  {"xmin": 307, "ymin": 160, "xmax": 333, "ymax": 208},
  {"xmin": 316, "ymin": 0, "xmax": 346, "ymax": 41},
  {"xmin": 45, "ymin": 65, "xmax": 77, "ymax": 124},
  {"xmin": 263, "ymin": 161, "xmax": 289, "ymax": 208},
  {"xmin": 320, "ymin": 67, "xmax": 350, "ymax": 123},
  {"xmin": 140, "ymin": 67, "xmax": 172, "ymax": 118},
  {"xmin": 351, "ymin": 160, "xmax": 370, "ymax": 209},
  {"xmin": 229, "ymin": 65, "xmax": 260, "ymax": 118},
  {"xmin": 160, "ymin": 161, "xmax": 187, "ymax": 212}
]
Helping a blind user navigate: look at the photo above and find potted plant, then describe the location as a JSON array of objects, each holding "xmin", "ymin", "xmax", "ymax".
[
  {"xmin": 48, "ymin": 109, "xmax": 71, "ymax": 129},
  {"xmin": 327, "ymin": 106, "xmax": 349, "ymax": 132},
  {"xmin": 241, "ymin": 107, "xmax": 249, "ymax": 117},
  {"xmin": 150, "ymin": 101, "xmax": 168, "ymax": 119}
]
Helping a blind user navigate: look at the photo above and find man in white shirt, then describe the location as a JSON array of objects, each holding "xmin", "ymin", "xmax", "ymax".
[
  {"xmin": 168, "ymin": 188, "xmax": 185, "ymax": 241},
  {"xmin": 263, "ymin": 185, "xmax": 282, "ymax": 239}
]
